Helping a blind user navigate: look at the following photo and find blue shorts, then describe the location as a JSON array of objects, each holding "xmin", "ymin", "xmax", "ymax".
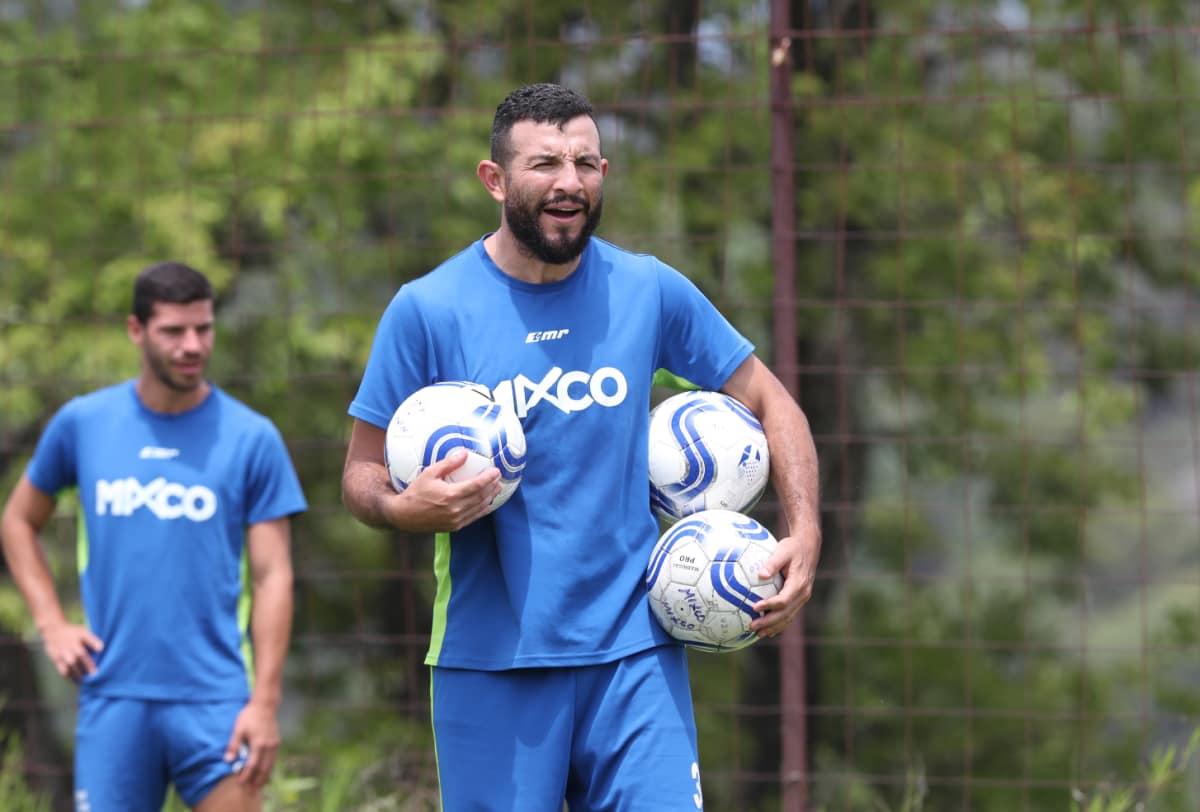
[
  {"xmin": 74, "ymin": 694, "xmax": 248, "ymax": 811},
  {"xmin": 431, "ymin": 645, "xmax": 703, "ymax": 812}
]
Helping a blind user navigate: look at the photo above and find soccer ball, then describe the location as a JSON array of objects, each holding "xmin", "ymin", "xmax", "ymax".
[
  {"xmin": 648, "ymin": 390, "xmax": 770, "ymax": 523},
  {"xmin": 645, "ymin": 509, "xmax": 783, "ymax": 652},
  {"xmin": 384, "ymin": 381, "xmax": 527, "ymax": 512}
]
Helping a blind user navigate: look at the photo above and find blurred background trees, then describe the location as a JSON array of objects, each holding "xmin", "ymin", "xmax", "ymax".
[{"xmin": 1, "ymin": 1, "xmax": 1199, "ymax": 809}]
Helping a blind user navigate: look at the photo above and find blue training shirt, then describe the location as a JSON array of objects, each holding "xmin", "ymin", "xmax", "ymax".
[
  {"xmin": 25, "ymin": 381, "xmax": 307, "ymax": 701},
  {"xmin": 349, "ymin": 236, "xmax": 753, "ymax": 670}
]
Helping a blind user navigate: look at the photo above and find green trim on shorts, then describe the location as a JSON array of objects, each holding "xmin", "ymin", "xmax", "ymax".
[{"xmin": 430, "ymin": 668, "xmax": 445, "ymax": 812}]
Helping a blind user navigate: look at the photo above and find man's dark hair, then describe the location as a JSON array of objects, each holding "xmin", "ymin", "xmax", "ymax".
[
  {"xmin": 490, "ymin": 83, "xmax": 596, "ymax": 168},
  {"xmin": 131, "ymin": 261, "xmax": 213, "ymax": 324}
]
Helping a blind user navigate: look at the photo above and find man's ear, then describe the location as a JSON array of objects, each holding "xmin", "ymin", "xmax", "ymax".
[
  {"xmin": 477, "ymin": 160, "xmax": 506, "ymax": 204},
  {"xmin": 126, "ymin": 314, "xmax": 143, "ymax": 344}
]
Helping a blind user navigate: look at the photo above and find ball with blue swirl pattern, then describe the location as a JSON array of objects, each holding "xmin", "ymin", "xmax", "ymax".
[
  {"xmin": 645, "ymin": 509, "xmax": 782, "ymax": 652},
  {"xmin": 648, "ymin": 390, "xmax": 770, "ymax": 523},
  {"xmin": 384, "ymin": 381, "xmax": 527, "ymax": 514}
]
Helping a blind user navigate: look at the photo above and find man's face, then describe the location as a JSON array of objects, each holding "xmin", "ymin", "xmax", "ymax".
[
  {"xmin": 501, "ymin": 116, "xmax": 607, "ymax": 265},
  {"xmin": 130, "ymin": 300, "xmax": 214, "ymax": 393}
]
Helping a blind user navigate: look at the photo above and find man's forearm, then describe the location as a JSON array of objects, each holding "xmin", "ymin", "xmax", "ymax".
[
  {"xmin": 249, "ymin": 567, "xmax": 293, "ymax": 709},
  {"xmin": 761, "ymin": 394, "xmax": 821, "ymax": 541},
  {"xmin": 341, "ymin": 459, "xmax": 397, "ymax": 529},
  {"xmin": 1, "ymin": 520, "xmax": 69, "ymax": 633}
]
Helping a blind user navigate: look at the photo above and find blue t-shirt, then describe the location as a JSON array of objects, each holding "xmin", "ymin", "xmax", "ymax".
[
  {"xmin": 350, "ymin": 236, "xmax": 754, "ymax": 670},
  {"xmin": 25, "ymin": 381, "xmax": 307, "ymax": 701}
]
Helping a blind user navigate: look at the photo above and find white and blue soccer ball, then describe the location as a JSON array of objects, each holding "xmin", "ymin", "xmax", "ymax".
[
  {"xmin": 645, "ymin": 509, "xmax": 783, "ymax": 652},
  {"xmin": 648, "ymin": 390, "xmax": 770, "ymax": 523},
  {"xmin": 385, "ymin": 381, "xmax": 527, "ymax": 513}
]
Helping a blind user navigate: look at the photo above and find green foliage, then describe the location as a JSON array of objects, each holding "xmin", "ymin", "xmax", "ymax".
[
  {"xmin": 1071, "ymin": 728, "xmax": 1200, "ymax": 812},
  {"xmin": 1, "ymin": 0, "xmax": 1199, "ymax": 808},
  {"xmin": 0, "ymin": 587, "xmax": 29, "ymax": 634},
  {"xmin": 809, "ymin": 729, "xmax": 1200, "ymax": 812},
  {"xmin": 0, "ymin": 734, "xmax": 51, "ymax": 812},
  {"xmin": 798, "ymin": 3, "xmax": 1200, "ymax": 804}
]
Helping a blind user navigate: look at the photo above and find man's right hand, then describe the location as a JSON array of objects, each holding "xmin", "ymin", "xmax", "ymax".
[
  {"xmin": 40, "ymin": 621, "xmax": 104, "ymax": 681},
  {"xmin": 386, "ymin": 449, "xmax": 503, "ymax": 532}
]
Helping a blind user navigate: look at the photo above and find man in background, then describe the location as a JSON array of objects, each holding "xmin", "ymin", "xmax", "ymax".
[{"xmin": 1, "ymin": 261, "xmax": 307, "ymax": 811}]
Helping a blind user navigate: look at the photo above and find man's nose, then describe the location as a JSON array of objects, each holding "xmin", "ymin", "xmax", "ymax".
[
  {"xmin": 552, "ymin": 162, "xmax": 584, "ymax": 196},
  {"xmin": 181, "ymin": 329, "xmax": 206, "ymax": 353}
]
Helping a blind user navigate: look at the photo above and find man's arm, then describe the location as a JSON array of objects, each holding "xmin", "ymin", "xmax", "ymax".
[
  {"xmin": 720, "ymin": 354, "xmax": 822, "ymax": 638},
  {"xmin": 341, "ymin": 418, "xmax": 502, "ymax": 532},
  {"xmin": 0, "ymin": 475, "xmax": 104, "ymax": 680},
  {"xmin": 224, "ymin": 516, "xmax": 293, "ymax": 788}
]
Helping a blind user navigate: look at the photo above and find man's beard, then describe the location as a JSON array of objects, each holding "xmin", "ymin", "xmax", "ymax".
[
  {"xmin": 505, "ymin": 190, "xmax": 603, "ymax": 265},
  {"xmin": 146, "ymin": 350, "xmax": 205, "ymax": 392}
]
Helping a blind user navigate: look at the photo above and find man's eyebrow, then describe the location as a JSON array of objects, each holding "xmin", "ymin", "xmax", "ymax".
[
  {"xmin": 158, "ymin": 320, "xmax": 214, "ymax": 330},
  {"xmin": 524, "ymin": 150, "xmax": 600, "ymax": 164}
]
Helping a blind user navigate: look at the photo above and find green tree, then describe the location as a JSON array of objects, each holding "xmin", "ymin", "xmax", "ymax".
[
  {"xmin": 1, "ymin": 2, "xmax": 1198, "ymax": 810},
  {"xmin": 788, "ymin": 1, "xmax": 1200, "ymax": 809}
]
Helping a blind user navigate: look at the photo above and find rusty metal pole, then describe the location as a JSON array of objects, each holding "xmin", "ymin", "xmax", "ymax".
[{"xmin": 769, "ymin": 1, "xmax": 807, "ymax": 810}]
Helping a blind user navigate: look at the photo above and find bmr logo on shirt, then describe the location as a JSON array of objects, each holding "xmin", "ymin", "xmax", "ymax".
[
  {"xmin": 493, "ymin": 366, "xmax": 628, "ymax": 418},
  {"xmin": 138, "ymin": 445, "xmax": 180, "ymax": 460},
  {"xmin": 525, "ymin": 329, "xmax": 570, "ymax": 344},
  {"xmin": 96, "ymin": 477, "xmax": 217, "ymax": 522}
]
